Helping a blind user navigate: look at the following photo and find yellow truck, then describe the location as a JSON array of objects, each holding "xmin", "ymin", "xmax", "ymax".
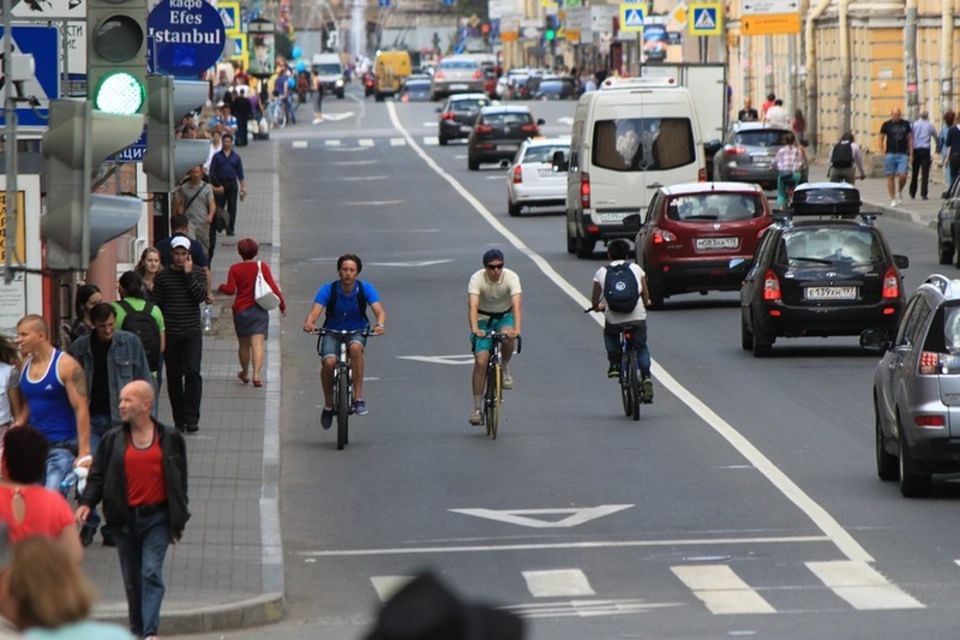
[{"xmin": 374, "ymin": 51, "xmax": 412, "ymax": 101}]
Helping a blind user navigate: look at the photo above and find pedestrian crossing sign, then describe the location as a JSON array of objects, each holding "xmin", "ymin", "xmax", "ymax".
[
  {"xmin": 619, "ymin": 3, "xmax": 646, "ymax": 32},
  {"xmin": 688, "ymin": 2, "xmax": 722, "ymax": 35}
]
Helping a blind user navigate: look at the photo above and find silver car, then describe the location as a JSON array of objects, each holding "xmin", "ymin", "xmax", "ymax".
[
  {"xmin": 431, "ymin": 57, "xmax": 484, "ymax": 100},
  {"xmin": 865, "ymin": 274, "xmax": 960, "ymax": 497},
  {"xmin": 713, "ymin": 123, "xmax": 808, "ymax": 190}
]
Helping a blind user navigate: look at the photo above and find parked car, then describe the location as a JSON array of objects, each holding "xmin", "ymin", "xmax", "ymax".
[
  {"xmin": 865, "ymin": 274, "xmax": 960, "ymax": 497},
  {"xmin": 437, "ymin": 93, "xmax": 491, "ymax": 145},
  {"xmin": 635, "ymin": 182, "xmax": 773, "ymax": 308},
  {"xmin": 467, "ymin": 105, "xmax": 544, "ymax": 170},
  {"xmin": 936, "ymin": 175, "xmax": 960, "ymax": 265},
  {"xmin": 533, "ymin": 76, "xmax": 577, "ymax": 100},
  {"xmin": 713, "ymin": 124, "xmax": 808, "ymax": 190},
  {"xmin": 431, "ymin": 57, "xmax": 484, "ymax": 100},
  {"xmin": 505, "ymin": 138, "xmax": 570, "ymax": 216}
]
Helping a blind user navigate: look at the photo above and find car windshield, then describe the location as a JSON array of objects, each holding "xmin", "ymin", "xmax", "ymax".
[
  {"xmin": 733, "ymin": 130, "xmax": 792, "ymax": 147},
  {"xmin": 405, "ymin": 80, "xmax": 430, "ymax": 90},
  {"xmin": 539, "ymin": 80, "xmax": 572, "ymax": 93},
  {"xmin": 592, "ymin": 118, "xmax": 695, "ymax": 172},
  {"xmin": 440, "ymin": 60, "xmax": 477, "ymax": 70},
  {"xmin": 666, "ymin": 193, "xmax": 762, "ymax": 222},
  {"xmin": 781, "ymin": 227, "xmax": 882, "ymax": 265},
  {"xmin": 483, "ymin": 112, "xmax": 532, "ymax": 125},
  {"xmin": 315, "ymin": 64, "xmax": 342, "ymax": 75},
  {"xmin": 451, "ymin": 98, "xmax": 487, "ymax": 111},
  {"xmin": 522, "ymin": 145, "xmax": 569, "ymax": 163}
]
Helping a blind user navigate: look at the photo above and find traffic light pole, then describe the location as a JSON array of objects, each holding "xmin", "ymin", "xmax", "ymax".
[{"xmin": 3, "ymin": 0, "xmax": 19, "ymax": 285}]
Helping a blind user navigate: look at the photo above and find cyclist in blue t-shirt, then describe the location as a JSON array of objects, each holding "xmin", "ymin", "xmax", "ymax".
[{"xmin": 302, "ymin": 254, "xmax": 386, "ymax": 427}]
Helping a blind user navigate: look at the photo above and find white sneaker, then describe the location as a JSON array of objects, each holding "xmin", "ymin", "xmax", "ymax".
[
  {"xmin": 502, "ymin": 370, "xmax": 514, "ymax": 390},
  {"xmin": 312, "ymin": 117, "xmax": 322, "ymax": 124},
  {"xmin": 469, "ymin": 409, "xmax": 482, "ymax": 426},
  {"xmin": 890, "ymin": 199, "xmax": 898, "ymax": 207}
]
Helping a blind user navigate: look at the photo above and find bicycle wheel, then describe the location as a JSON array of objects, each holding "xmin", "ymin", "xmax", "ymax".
[
  {"xmin": 627, "ymin": 351, "xmax": 641, "ymax": 421},
  {"xmin": 619, "ymin": 353, "xmax": 632, "ymax": 417},
  {"xmin": 336, "ymin": 367, "xmax": 349, "ymax": 450},
  {"xmin": 485, "ymin": 363, "xmax": 501, "ymax": 440}
]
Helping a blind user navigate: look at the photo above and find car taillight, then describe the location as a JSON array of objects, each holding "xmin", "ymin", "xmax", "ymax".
[
  {"xmin": 882, "ymin": 266, "xmax": 899, "ymax": 299},
  {"xmin": 520, "ymin": 123, "xmax": 539, "ymax": 134},
  {"xmin": 512, "ymin": 165, "xmax": 522, "ymax": 184},
  {"xmin": 652, "ymin": 230, "xmax": 677, "ymax": 244},
  {"xmin": 473, "ymin": 69, "xmax": 483, "ymax": 80},
  {"xmin": 441, "ymin": 112, "xmax": 455, "ymax": 120},
  {"xmin": 435, "ymin": 71, "xmax": 446, "ymax": 81},
  {"xmin": 724, "ymin": 145, "xmax": 747, "ymax": 156},
  {"xmin": 914, "ymin": 414, "xmax": 946, "ymax": 428},
  {"xmin": 919, "ymin": 351, "xmax": 960, "ymax": 375},
  {"xmin": 698, "ymin": 167, "xmax": 706, "ymax": 182},
  {"xmin": 475, "ymin": 124, "xmax": 494, "ymax": 134},
  {"xmin": 580, "ymin": 173, "xmax": 590, "ymax": 208},
  {"xmin": 762, "ymin": 270, "xmax": 781, "ymax": 301}
]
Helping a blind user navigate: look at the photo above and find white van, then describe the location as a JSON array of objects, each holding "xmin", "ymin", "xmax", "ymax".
[
  {"xmin": 312, "ymin": 53, "xmax": 346, "ymax": 99},
  {"xmin": 564, "ymin": 77, "xmax": 706, "ymax": 258}
]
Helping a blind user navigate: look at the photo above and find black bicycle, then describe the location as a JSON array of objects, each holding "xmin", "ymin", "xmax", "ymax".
[
  {"xmin": 480, "ymin": 331, "xmax": 521, "ymax": 440},
  {"xmin": 313, "ymin": 328, "xmax": 373, "ymax": 450},
  {"xmin": 586, "ymin": 308, "xmax": 648, "ymax": 421}
]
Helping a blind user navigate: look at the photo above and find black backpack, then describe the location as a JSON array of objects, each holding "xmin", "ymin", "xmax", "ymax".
[
  {"xmin": 603, "ymin": 263, "xmax": 641, "ymax": 313},
  {"xmin": 325, "ymin": 281, "xmax": 369, "ymax": 324},
  {"xmin": 117, "ymin": 300, "xmax": 162, "ymax": 371},
  {"xmin": 831, "ymin": 142, "xmax": 854, "ymax": 168}
]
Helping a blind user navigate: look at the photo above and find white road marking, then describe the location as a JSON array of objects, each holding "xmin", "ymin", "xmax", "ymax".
[
  {"xmin": 450, "ymin": 505, "xmax": 633, "ymax": 529},
  {"xmin": 504, "ymin": 598, "xmax": 684, "ymax": 619},
  {"xmin": 336, "ymin": 175, "xmax": 387, "ymax": 182},
  {"xmin": 342, "ymin": 200, "xmax": 405, "ymax": 206},
  {"xmin": 298, "ymin": 534, "xmax": 830, "ymax": 557},
  {"xmin": 486, "ymin": 175, "xmax": 505, "ymax": 180},
  {"xmin": 670, "ymin": 565, "xmax": 776, "ymax": 615},
  {"xmin": 557, "ymin": 116, "xmax": 574, "ymax": 125},
  {"xmin": 522, "ymin": 569, "xmax": 595, "ymax": 597},
  {"xmin": 386, "ymin": 99, "xmax": 875, "ymax": 565},
  {"xmin": 422, "ymin": 136, "xmax": 439, "ymax": 145},
  {"xmin": 390, "ymin": 138, "xmax": 407, "ymax": 146},
  {"xmin": 368, "ymin": 259, "xmax": 453, "ymax": 267},
  {"xmin": 397, "ymin": 354, "xmax": 475, "ymax": 365},
  {"xmin": 422, "ymin": 121, "xmax": 437, "ymax": 126},
  {"xmin": 292, "ymin": 140, "xmax": 308, "ymax": 148},
  {"xmin": 324, "ymin": 139, "xmax": 342, "ymax": 147},
  {"xmin": 370, "ymin": 576, "xmax": 413, "ymax": 602},
  {"xmin": 358, "ymin": 138, "xmax": 375, "ymax": 147},
  {"xmin": 806, "ymin": 561, "xmax": 924, "ymax": 610},
  {"xmin": 455, "ymin": 154, "xmax": 468, "ymax": 159},
  {"xmin": 333, "ymin": 160, "xmax": 379, "ymax": 166},
  {"xmin": 323, "ymin": 112, "xmax": 355, "ymax": 122}
]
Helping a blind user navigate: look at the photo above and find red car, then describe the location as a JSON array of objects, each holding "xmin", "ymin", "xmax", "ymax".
[{"xmin": 635, "ymin": 182, "xmax": 774, "ymax": 308}]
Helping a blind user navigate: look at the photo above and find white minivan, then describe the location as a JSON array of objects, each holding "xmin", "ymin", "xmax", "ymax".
[
  {"xmin": 564, "ymin": 77, "xmax": 706, "ymax": 258},
  {"xmin": 312, "ymin": 53, "xmax": 346, "ymax": 99}
]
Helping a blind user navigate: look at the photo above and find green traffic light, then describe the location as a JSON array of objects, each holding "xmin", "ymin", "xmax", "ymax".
[
  {"xmin": 545, "ymin": 29, "xmax": 555, "ymax": 40},
  {"xmin": 95, "ymin": 72, "xmax": 145, "ymax": 115}
]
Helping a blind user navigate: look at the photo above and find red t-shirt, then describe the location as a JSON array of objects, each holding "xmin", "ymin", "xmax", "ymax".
[
  {"xmin": 124, "ymin": 436, "xmax": 168, "ymax": 507},
  {"xmin": 217, "ymin": 260, "xmax": 286, "ymax": 314},
  {"xmin": 0, "ymin": 485, "xmax": 76, "ymax": 542}
]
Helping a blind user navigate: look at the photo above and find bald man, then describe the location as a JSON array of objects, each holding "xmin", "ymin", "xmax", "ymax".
[
  {"xmin": 14, "ymin": 314, "xmax": 91, "ymax": 493},
  {"xmin": 879, "ymin": 108, "xmax": 913, "ymax": 206},
  {"xmin": 77, "ymin": 380, "xmax": 189, "ymax": 640}
]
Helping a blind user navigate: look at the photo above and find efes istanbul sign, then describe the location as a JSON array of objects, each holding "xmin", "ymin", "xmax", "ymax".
[{"xmin": 147, "ymin": 0, "xmax": 225, "ymax": 77}]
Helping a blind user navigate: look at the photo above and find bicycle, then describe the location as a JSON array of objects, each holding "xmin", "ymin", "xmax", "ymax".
[
  {"xmin": 313, "ymin": 327, "xmax": 373, "ymax": 450},
  {"xmin": 479, "ymin": 331, "xmax": 521, "ymax": 440},
  {"xmin": 585, "ymin": 308, "xmax": 648, "ymax": 421},
  {"xmin": 266, "ymin": 97, "xmax": 287, "ymax": 129}
]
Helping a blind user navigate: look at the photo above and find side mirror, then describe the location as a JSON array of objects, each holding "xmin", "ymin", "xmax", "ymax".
[
  {"xmin": 536, "ymin": 118, "xmax": 546, "ymax": 126},
  {"xmin": 942, "ymin": 190, "xmax": 950, "ymax": 200},
  {"xmin": 551, "ymin": 150, "xmax": 569, "ymax": 172},
  {"xmin": 860, "ymin": 328, "xmax": 892, "ymax": 353},
  {"xmin": 894, "ymin": 254, "xmax": 910, "ymax": 269},
  {"xmin": 499, "ymin": 159, "xmax": 511, "ymax": 169}
]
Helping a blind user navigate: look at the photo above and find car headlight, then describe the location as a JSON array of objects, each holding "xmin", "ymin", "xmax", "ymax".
[{"xmin": 335, "ymin": 78, "xmax": 344, "ymax": 87}]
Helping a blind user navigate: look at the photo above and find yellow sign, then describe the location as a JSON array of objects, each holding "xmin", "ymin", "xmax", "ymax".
[
  {"xmin": 501, "ymin": 30, "xmax": 519, "ymax": 41},
  {"xmin": 741, "ymin": 12, "xmax": 800, "ymax": 35},
  {"xmin": 564, "ymin": 28, "xmax": 581, "ymax": 41},
  {"xmin": 688, "ymin": 2, "xmax": 722, "ymax": 35},
  {"xmin": 216, "ymin": 1, "xmax": 242, "ymax": 37},
  {"xmin": 541, "ymin": 0, "xmax": 558, "ymax": 7},
  {"xmin": 670, "ymin": 3, "xmax": 687, "ymax": 24},
  {"xmin": 0, "ymin": 191, "xmax": 26, "ymax": 265},
  {"xmin": 619, "ymin": 3, "xmax": 646, "ymax": 32}
]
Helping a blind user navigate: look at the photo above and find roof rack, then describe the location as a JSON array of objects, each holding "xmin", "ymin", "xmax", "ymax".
[{"xmin": 599, "ymin": 76, "xmax": 678, "ymax": 90}]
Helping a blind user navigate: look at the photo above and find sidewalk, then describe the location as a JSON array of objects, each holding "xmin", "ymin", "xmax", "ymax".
[{"xmin": 84, "ymin": 140, "xmax": 285, "ymax": 635}]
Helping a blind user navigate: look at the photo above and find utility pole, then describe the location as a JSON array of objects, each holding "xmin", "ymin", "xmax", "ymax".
[{"xmin": 3, "ymin": 0, "xmax": 19, "ymax": 284}]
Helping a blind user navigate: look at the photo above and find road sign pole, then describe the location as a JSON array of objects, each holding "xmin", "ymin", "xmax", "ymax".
[{"xmin": 3, "ymin": 0, "xmax": 19, "ymax": 284}]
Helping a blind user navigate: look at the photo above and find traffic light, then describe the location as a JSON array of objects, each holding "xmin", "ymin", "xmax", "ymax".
[
  {"xmin": 87, "ymin": 0, "xmax": 148, "ymax": 115},
  {"xmin": 41, "ymin": 100, "xmax": 145, "ymax": 271},
  {"xmin": 544, "ymin": 16, "xmax": 558, "ymax": 41},
  {"xmin": 143, "ymin": 75, "xmax": 209, "ymax": 192}
]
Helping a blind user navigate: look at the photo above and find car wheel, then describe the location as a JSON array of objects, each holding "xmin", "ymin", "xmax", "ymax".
[
  {"xmin": 439, "ymin": 136, "xmax": 449, "ymax": 146},
  {"xmin": 740, "ymin": 313, "xmax": 754, "ymax": 351},
  {"xmin": 468, "ymin": 157, "xmax": 480, "ymax": 171},
  {"xmin": 939, "ymin": 242, "xmax": 954, "ymax": 265},
  {"xmin": 575, "ymin": 233, "xmax": 593, "ymax": 259},
  {"xmin": 898, "ymin": 419, "xmax": 932, "ymax": 497},
  {"xmin": 508, "ymin": 201, "xmax": 522, "ymax": 216},
  {"xmin": 875, "ymin": 396, "xmax": 898, "ymax": 481},
  {"xmin": 375, "ymin": 92, "xmax": 384, "ymax": 102},
  {"xmin": 566, "ymin": 227, "xmax": 576, "ymax": 254},
  {"xmin": 751, "ymin": 312, "xmax": 772, "ymax": 357},
  {"xmin": 647, "ymin": 283, "xmax": 664, "ymax": 310}
]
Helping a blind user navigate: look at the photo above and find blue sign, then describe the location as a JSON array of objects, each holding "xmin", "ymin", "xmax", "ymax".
[
  {"xmin": 110, "ymin": 129, "xmax": 147, "ymax": 163},
  {"xmin": 0, "ymin": 26, "xmax": 59, "ymax": 128},
  {"xmin": 378, "ymin": 0, "xmax": 390, "ymax": 6},
  {"xmin": 147, "ymin": 0, "xmax": 226, "ymax": 77}
]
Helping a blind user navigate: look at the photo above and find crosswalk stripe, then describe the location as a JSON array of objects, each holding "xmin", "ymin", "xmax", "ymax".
[
  {"xmin": 423, "ymin": 136, "xmax": 439, "ymax": 146},
  {"xmin": 358, "ymin": 138, "xmax": 375, "ymax": 147},
  {"xmin": 325, "ymin": 139, "xmax": 341, "ymax": 147},
  {"xmin": 670, "ymin": 565, "xmax": 776, "ymax": 615},
  {"xmin": 369, "ymin": 576, "xmax": 413, "ymax": 602},
  {"xmin": 390, "ymin": 138, "xmax": 407, "ymax": 146},
  {"xmin": 522, "ymin": 569, "xmax": 595, "ymax": 598},
  {"xmin": 806, "ymin": 561, "xmax": 924, "ymax": 610},
  {"xmin": 292, "ymin": 140, "xmax": 308, "ymax": 149}
]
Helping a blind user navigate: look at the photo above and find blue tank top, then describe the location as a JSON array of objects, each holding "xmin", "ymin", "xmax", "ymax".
[{"xmin": 19, "ymin": 350, "xmax": 77, "ymax": 443}]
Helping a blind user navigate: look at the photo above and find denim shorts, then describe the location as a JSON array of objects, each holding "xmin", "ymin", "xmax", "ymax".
[
  {"xmin": 320, "ymin": 331, "xmax": 367, "ymax": 359},
  {"xmin": 471, "ymin": 313, "xmax": 514, "ymax": 353},
  {"xmin": 884, "ymin": 153, "xmax": 908, "ymax": 176}
]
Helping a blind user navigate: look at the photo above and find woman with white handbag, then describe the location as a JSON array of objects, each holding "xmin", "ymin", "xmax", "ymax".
[{"xmin": 216, "ymin": 238, "xmax": 286, "ymax": 387}]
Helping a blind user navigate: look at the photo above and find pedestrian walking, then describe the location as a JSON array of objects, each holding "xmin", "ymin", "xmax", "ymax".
[
  {"xmin": 909, "ymin": 110, "xmax": 936, "ymax": 199},
  {"xmin": 172, "ymin": 166, "xmax": 216, "ymax": 262},
  {"xmin": 312, "ymin": 73, "xmax": 325, "ymax": 124},
  {"xmin": 0, "ymin": 335, "xmax": 23, "ymax": 465},
  {"xmin": 115, "ymin": 271, "xmax": 166, "ymax": 389},
  {"xmin": 760, "ymin": 93, "xmax": 776, "ymax": 119},
  {"xmin": 76, "ymin": 380, "xmax": 188, "ymax": 640},
  {"xmin": 202, "ymin": 128, "xmax": 221, "ymax": 174},
  {"xmin": 217, "ymin": 239, "xmax": 286, "ymax": 387},
  {"xmin": 231, "ymin": 86, "xmax": 253, "ymax": 146},
  {"xmin": 13, "ymin": 315, "xmax": 91, "ymax": 495},
  {"xmin": 938, "ymin": 110, "xmax": 956, "ymax": 189},
  {"xmin": 135, "ymin": 248, "xmax": 162, "ymax": 302},
  {"xmin": 791, "ymin": 109, "xmax": 806, "ymax": 145},
  {"xmin": 156, "ymin": 214, "xmax": 211, "ymax": 297},
  {"xmin": 737, "ymin": 98, "xmax": 758, "ymax": 122},
  {"xmin": 827, "ymin": 132, "xmax": 866, "ymax": 184},
  {"xmin": 208, "ymin": 133, "xmax": 247, "ymax": 237},
  {"xmin": 152, "ymin": 238, "xmax": 207, "ymax": 434},
  {"xmin": 0, "ymin": 427, "xmax": 82, "ymax": 565},
  {"xmin": 66, "ymin": 285, "xmax": 101, "ymax": 346},
  {"xmin": 69, "ymin": 303, "xmax": 152, "ymax": 547},
  {"xmin": 879, "ymin": 108, "xmax": 913, "ymax": 207}
]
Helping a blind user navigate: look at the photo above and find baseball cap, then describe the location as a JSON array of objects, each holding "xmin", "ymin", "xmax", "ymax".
[
  {"xmin": 482, "ymin": 248, "xmax": 504, "ymax": 265},
  {"xmin": 170, "ymin": 236, "xmax": 191, "ymax": 251}
]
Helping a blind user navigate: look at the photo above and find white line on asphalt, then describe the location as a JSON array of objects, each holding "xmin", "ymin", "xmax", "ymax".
[
  {"xmin": 385, "ymin": 99, "xmax": 875, "ymax": 565},
  {"xmin": 423, "ymin": 136, "xmax": 439, "ymax": 145},
  {"xmin": 422, "ymin": 121, "xmax": 437, "ymax": 126},
  {"xmin": 333, "ymin": 160, "xmax": 379, "ymax": 166},
  {"xmin": 455, "ymin": 154, "xmax": 468, "ymax": 159},
  {"xmin": 292, "ymin": 140, "xmax": 308, "ymax": 148},
  {"xmin": 390, "ymin": 138, "xmax": 407, "ymax": 146},
  {"xmin": 486, "ymin": 175, "xmax": 504, "ymax": 180},
  {"xmin": 335, "ymin": 175, "xmax": 388, "ymax": 182},
  {"xmin": 670, "ymin": 565, "xmax": 776, "ymax": 615},
  {"xmin": 298, "ymin": 534, "xmax": 830, "ymax": 557},
  {"xmin": 358, "ymin": 138, "xmax": 375, "ymax": 147},
  {"xmin": 522, "ymin": 569, "xmax": 595, "ymax": 597},
  {"xmin": 504, "ymin": 598, "xmax": 684, "ymax": 618},
  {"xmin": 324, "ymin": 139, "xmax": 341, "ymax": 147},
  {"xmin": 342, "ymin": 199, "xmax": 404, "ymax": 206},
  {"xmin": 370, "ymin": 576, "xmax": 413, "ymax": 602},
  {"xmin": 806, "ymin": 561, "xmax": 924, "ymax": 610},
  {"xmin": 450, "ymin": 504, "xmax": 633, "ymax": 528}
]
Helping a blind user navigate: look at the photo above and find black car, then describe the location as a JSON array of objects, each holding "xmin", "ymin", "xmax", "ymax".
[
  {"xmin": 533, "ymin": 76, "xmax": 577, "ymax": 100},
  {"xmin": 740, "ymin": 183, "xmax": 909, "ymax": 356},
  {"xmin": 936, "ymin": 175, "xmax": 960, "ymax": 265},
  {"xmin": 467, "ymin": 106, "xmax": 544, "ymax": 170},
  {"xmin": 437, "ymin": 93, "xmax": 491, "ymax": 145}
]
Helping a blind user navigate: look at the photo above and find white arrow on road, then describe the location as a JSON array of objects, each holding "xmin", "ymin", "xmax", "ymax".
[
  {"xmin": 450, "ymin": 504, "xmax": 634, "ymax": 528},
  {"xmin": 369, "ymin": 259, "xmax": 453, "ymax": 267},
  {"xmin": 321, "ymin": 111, "xmax": 356, "ymax": 122},
  {"xmin": 397, "ymin": 354, "xmax": 475, "ymax": 365}
]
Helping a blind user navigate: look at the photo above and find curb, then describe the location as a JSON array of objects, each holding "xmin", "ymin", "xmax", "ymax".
[
  {"xmin": 95, "ymin": 593, "xmax": 285, "ymax": 635},
  {"xmin": 862, "ymin": 198, "xmax": 938, "ymax": 230}
]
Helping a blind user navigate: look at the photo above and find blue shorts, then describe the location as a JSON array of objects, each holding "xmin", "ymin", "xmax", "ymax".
[
  {"xmin": 471, "ymin": 313, "xmax": 514, "ymax": 353},
  {"xmin": 884, "ymin": 153, "xmax": 908, "ymax": 176},
  {"xmin": 320, "ymin": 331, "xmax": 367, "ymax": 359}
]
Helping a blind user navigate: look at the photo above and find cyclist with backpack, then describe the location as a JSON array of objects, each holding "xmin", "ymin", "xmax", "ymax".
[
  {"xmin": 827, "ymin": 132, "xmax": 866, "ymax": 184},
  {"xmin": 590, "ymin": 240, "xmax": 653, "ymax": 403},
  {"xmin": 302, "ymin": 254, "xmax": 386, "ymax": 428}
]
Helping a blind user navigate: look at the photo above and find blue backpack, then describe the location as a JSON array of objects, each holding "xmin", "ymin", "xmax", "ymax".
[{"xmin": 603, "ymin": 263, "xmax": 640, "ymax": 313}]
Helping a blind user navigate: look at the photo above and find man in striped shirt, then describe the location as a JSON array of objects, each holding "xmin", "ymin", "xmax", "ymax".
[{"xmin": 153, "ymin": 237, "xmax": 208, "ymax": 433}]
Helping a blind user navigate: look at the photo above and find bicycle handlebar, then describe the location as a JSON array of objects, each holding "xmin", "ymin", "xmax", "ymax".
[
  {"xmin": 310, "ymin": 328, "xmax": 375, "ymax": 338},
  {"xmin": 483, "ymin": 331, "xmax": 521, "ymax": 354}
]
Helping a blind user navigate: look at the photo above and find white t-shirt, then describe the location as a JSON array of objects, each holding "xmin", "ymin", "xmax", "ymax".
[
  {"xmin": 593, "ymin": 260, "xmax": 647, "ymax": 324},
  {"xmin": 468, "ymin": 268, "xmax": 522, "ymax": 315},
  {"xmin": 765, "ymin": 105, "xmax": 790, "ymax": 130}
]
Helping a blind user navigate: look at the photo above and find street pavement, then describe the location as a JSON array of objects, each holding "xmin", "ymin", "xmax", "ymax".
[{"xmin": 83, "ymin": 138, "xmax": 284, "ymax": 634}]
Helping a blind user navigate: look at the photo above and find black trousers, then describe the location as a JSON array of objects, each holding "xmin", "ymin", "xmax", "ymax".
[
  {"xmin": 236, "ymin": 118, "xmax": 249, "ymax": 146},
  {"xmin": 215, "ymin": 180, "xmax": 239, "ymax": 235},
  {"xmin": 164, "ymin": 333, "xmax": 203, "ymax": 427},
  {"xmin": 910, "ymin": 147, "xmax": 932, "ymax": 198}
]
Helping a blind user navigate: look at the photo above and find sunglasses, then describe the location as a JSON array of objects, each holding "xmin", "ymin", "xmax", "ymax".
[{"xmin": 486, "ymin": 263, "xmax": 504, "ymax": 270}]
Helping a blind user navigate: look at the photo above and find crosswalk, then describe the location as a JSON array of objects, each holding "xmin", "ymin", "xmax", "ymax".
[
  {"xmin": 288, "ymin": 136, "xmax": 457, "ymax": 149},
  {"xmin": 361, "ymin": 560, "xmax": 924, "ymax": 619}
]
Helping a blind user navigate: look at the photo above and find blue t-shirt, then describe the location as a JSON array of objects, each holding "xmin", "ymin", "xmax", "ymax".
[{"xmin": 314, "ymin": 280, "xmax": 380, "ymax": 331}]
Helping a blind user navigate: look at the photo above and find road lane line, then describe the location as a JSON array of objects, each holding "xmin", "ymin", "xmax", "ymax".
[
  {"xmin": 370, "ymin": 576, "xmax": 414, "ymax": 602},
  {"xmin": 390, "ymin": 138, "xmax": 407, "ymax": 146},
  {"xmin": 325, "ymin": 139, "xmax": 341, "ymax": 147},
  {"xmin": 423, "ymin": 136, "xmax": 439, "ymax": 145},
  {"xmin": 522, "ymin": 569, "xmax": 595, "ymax": 597},
  {"xmin": 299, "ymin": 534, "xmax": 830, "ymax": 557},
  {"xmin": 670, "ymin": 565, "xmax": 776, "ymax": 615},
  {"xmin": 806, "ymin": 561, "xmax": 924, "ymax": 610},
  {"xmin": 385, "ymin": 100, "xmax": 875, "ymax": 565},
  {"xmin": 292, "ymin": 140, "xmax": 308, "ymax": 148},
  {"xmin": 358, "ymin": 138, "xmax": 375, "ymax": 147}
]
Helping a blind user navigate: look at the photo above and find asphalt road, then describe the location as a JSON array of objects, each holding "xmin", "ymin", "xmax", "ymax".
[{"xmin": 184, "ymin": 87, "xmax": 960, "ymax": 640}]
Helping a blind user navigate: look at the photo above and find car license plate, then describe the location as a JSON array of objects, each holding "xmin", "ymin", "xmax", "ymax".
[
  {"xmin": 805, "ymin": 286, "xmax": 857, "ymax": 300},
  {"xmin": 696, "ymin": 237, "xmax": 739, "ymax": 250},
  {"xmin": 595, "ymin": 212, "xmax": 631, "ymax": 224},
  {"xmin": 450, "ymin": 83, "xmax": 468, "ymax": 91},
  {"xmin": 498, "ymin": 144, "xmax": 518, "ymax": 151},
  {"xmin": 460, "ymin": 126, "xmax": 472, "ymax": 133}
]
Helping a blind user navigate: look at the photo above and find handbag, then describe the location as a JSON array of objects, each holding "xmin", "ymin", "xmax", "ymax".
[
  {"xmin": 213, "ymin": 205, "xmax": 229, "ymax": 233},
  {"xmin": 254, "ymin": 261, "xmax": 280, "ymax": 310}
]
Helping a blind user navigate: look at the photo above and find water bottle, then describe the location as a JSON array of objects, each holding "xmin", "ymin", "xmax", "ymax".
[
  {"xmin": 74, "ymin": 466, "xmax": 89, "ymax": 495},
  {"xmin": 59, "ymin": 471, "xmax": 78, "ymax": 498},
  {"xmin": 203, "ymin": 304, "xmax": 213, "ymax": 333}
]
